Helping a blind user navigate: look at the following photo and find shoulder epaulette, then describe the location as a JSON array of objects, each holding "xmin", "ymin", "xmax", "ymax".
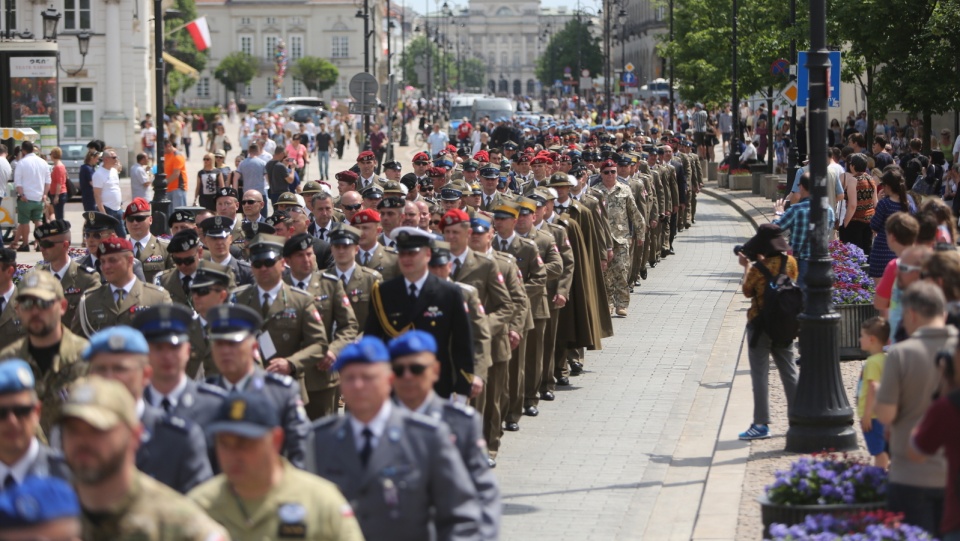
[
  {"xmin": 196, "ymin": 382, "xmax": 228, "ymax": 397},
  {"xmin": 473, "ymin": 251, "xmax": 495, "ymax": 262},
  {"xmin": 405, "ymin": 411, "xmax": 442, "ymax": 429},
  {"xmin": 443, "ymin": 401, "xmax": 477, "ymax": 418},
  {"xmin": 289, "ymin": 287, "xmax": 313, "ymax": 299},
  {"xmin": 383, "ymin": 246, "xmax": 398, "ymax": 254},
  {"xmin": 457, "ymin": 282, "xmax": 478, "ymax": 294},
  {"xmin": 160, "ymin": 415, "xmax": 190, "ymax": 432},
  {"xmin": 142, "ymin": 282, "xmax": 167, "ymax": 293},
  {"xmin": 518, "ymin": 237, "xmax": 537, "ymax": 248},
  {"xmin": 265, "ymin": 372, "xmax": 295, "ymax": 387},
  {"xmin": 321, "ymin": 272, "xmax": 339, "ymax": 281},
  {"xmin": 80, "ymin": 265, "xmax": 97, "ymax": 274},
  {"xmin": 494, "ymin": 251, "xmax": 515, "ymax": 262},
  {"xmin": 362, "ymin": 267, "xmax": 383, "ymax": 280}
]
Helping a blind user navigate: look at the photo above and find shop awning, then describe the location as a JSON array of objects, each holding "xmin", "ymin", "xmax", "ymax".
[
  {"xmin": 163, "ymin": 52, "xmax": 199, "ymax": 78},
  {"xmin": 0, "ymin": 127, "xmax": 39, "ymax": 141}
]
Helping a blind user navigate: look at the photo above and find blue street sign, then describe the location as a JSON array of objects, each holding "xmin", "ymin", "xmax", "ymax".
[
  {"xmin": 621, "ymin": 72, "xmax": 638, "ymax": 86},
  {"xmin": 796, "ymin": 51, "xmax": 841, "ymax": 108}
]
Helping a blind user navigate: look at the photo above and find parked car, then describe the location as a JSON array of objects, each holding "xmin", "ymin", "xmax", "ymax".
[
  {"xmin": 256, "ymin": 97, "xmax": 327, "ymax": 115},
  {"xmin": 59, "ymin": 143, "xmax": 88, "ymax": 202},
  {"xmin": 289, "ymin": 105, "xmax": 330, "ymax": 126}
]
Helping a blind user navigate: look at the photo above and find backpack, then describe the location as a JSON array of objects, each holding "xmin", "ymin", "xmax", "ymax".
[{"xmin": 750, "ymin": 256, "xmax": 804, "ymax": 347}]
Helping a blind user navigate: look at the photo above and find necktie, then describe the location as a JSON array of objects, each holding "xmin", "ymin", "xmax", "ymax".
[
  {"xmin": 182, "ymin": 275, "xmax": 192, "ymax": 293},
  {"xmin": 0, "ymin": 297, "xmax": 5, "ymax": 315},
  {"xmin": 160, "ymin": 397, "xmax": 172, "ymax": 413},
  {"xmin": 359, "ymin": 428, "xmax": 373, "ymax": 467},
  {"xmin": 500, "ymin": 239, "xmax": 508, "ymax": 251},
  {"xmin": 408, "ymin": 283, "xmax": 418, "ymax": 302},
  {"xmin": 261, "ymin": 292, "xmax": 271, "ymax": 318},
  {"xmin": 54, "ymin": 273, "xmax": 62, "ymax": 281},
  {"xmin": 318, "ymin": 227, "xmax": 326, "ymax": 240},
  {"xmin": 341, "ymin": 274, "xmax": 349, "ymax": 288},
  {"xmin": 484, "ymin": 196, "xmax": 491, "ymax": 208},
  {"xmin": 452, "ymin": 258, "xmax": 462, "ymax": 280},
  {"xmin": 362, "ymin": 251, "xmax": 371, "ymax": 266},
  {"xmin": 388, "ymin": 241, "xmax": 396, "ymax": 249},
  {"xmin": 114, "ymin": 289, "xmax": 125, "ymax": 305},
  {"xmin": 297, "ymin": 281, "xmax": 306, "ymax": 291},
  {"xmin": 135, "ymin": 242, "xmax": 142, "ymax": 259},
  {"xmin": 3, "ymin": 473, "xmax": 15, "ymax": 489}
]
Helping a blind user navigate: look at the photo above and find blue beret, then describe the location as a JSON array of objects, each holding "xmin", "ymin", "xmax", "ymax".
[
  {"xmin": 83, "ymin": 326, "xmax": 149, "ymax": 361},
  {"xmin": 470, "ymin": 215, "xmax": 492, "ymax": 234},
  {"xmin": 0, "ymin": 476, "xmax": 79, "ymax": 527},
  {"xmin": 388, "ymin": 330, "xmax": 437, "ymax": 358},
  {"xmin": 333, "ymin": 337, "xmax": 390, "ymax": 371},
  {"xmin": 0, "ymin": 359, "xmax": 35, "ymax": 394}
]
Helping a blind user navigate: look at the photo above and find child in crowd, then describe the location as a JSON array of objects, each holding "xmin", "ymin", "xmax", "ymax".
[{"xmin": 858, "ymin": 316, "xmax": 890, "ymax": 468}]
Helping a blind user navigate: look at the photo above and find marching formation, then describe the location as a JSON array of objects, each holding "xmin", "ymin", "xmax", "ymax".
[{"xmin": 0, "ymin": 121, "xmax": 706, "ymax": 540}]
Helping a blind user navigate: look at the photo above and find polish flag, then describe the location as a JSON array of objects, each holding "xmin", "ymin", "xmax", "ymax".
[{"xmin": 185, "ymin": 17, "xmax": 212, "ymax": 51}]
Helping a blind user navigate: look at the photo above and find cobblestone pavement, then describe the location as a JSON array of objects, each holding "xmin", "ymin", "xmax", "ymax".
[{"xmin": 496, "ymin": 196, "xmax": 755, "ymax": 540}]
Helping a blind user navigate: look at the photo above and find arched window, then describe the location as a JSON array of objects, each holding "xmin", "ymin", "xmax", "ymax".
[
  {"xmin": 527, "ymin": 79, "xmax": 536, "ymax": 94},
  {"xmin": 496, "ymin": 6, "xmax": 512, "ymax": 16}
]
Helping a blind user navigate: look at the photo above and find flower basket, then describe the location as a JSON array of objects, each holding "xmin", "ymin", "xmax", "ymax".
[
  {"xmin": 765, "ymin": 511, "xmax": 935, "ymax": 540},
  {"xmin": 830, "ymin": 241, "xmax": 877, "ymax": 360},
  {"xmin": 730, "ymin": 173, "xmax": 753, "ymax": 190},
  {"xmin": 836, "ymin": 304, "xmax": 879, "ymax": 360}
]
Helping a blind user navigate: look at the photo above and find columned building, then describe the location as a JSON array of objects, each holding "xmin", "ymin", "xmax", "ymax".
[{"xmin": 619, "ymin": 0, "xmax": 666, "ymax": 88}]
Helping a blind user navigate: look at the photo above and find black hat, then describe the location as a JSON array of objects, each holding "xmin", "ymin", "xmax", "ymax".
[
  {"xmin": 282, "ymin": 233, "xmax": 314, "ymax": 258},
  {"xmin": 263, "ymin": 211, "xmax": 291, "ymax": 228},
  {"xmin": 429, "ymin": 240, "xmax": 453, "ymax": 267},
  {"xmin": 168, "ymin": 208, "xmax": 196, "ymax": 227},
  {"xmin": 207, "ymin": 304, "xmax": 263, "ymax": 342},
  {"xmin": 167, "ymin": 229, "xmax": 200, "ymax": 253},
  {"xmin": 0, "ymin": 248, "xmax": 15, "ymax": 265},
  {"xmin": 360, "ymin": 185, "xmax": 384, "ymax": 200},
  {"xmin": 241, "ymin": 220, "xmax": 276, "ymax": 240},
  {"xmin": 83, "ymin": 211, "xmax": 119, "ymax": 232},
  {"xmin": 329, "ymin": 224, "xmax": 361, "ymax": 246},
  {"xmin": 479, "ymin": 166, "xmax": 499, "ymax": 179},
  {"xmin": 440, "ymin": 188, "xmax": 463, "ymax": 201},
  {"xmin": 400, "ymin": 173, "xmax": 419, "ymax": 190},
  {"xmin": 198, "ymin": 216, "xmax": 234, "ymax": 238},
  {"xmin": 206, "ymin": 391, "xmax": 279, "ymax": 438},
  {"xmin": 191, "ymin": 261, "xmax": 231, "ymax": 289},
  {"xmin": 742, "ymin": 223, "xmax": 790, "ymax": 257},
  {"xmin": 504, "ymin": 140, "xmax": 519, "ymax": 150},
  {"xmin": 216, "ymin": 187, "xmax": 239, "ymax": 201},
  {"xmin": 34, "ymin": 219, "xmax": 71, "ymax": 240},
  {"xmin": 247, "ymin": 234, "xmax": 285, "ymax": 262},
  {"xmin": 132, "ymin": 304, "xmax": 193, "ymax": 345},
  {"xmin": 461, "ymin": 159, "xmax": 479, "ymax": 172},
  {"xmin": 377, "ymin": 197, "xmax": 405, "ymax": 210},
  {"xmin": 383, "ymin": 161, "xmax": 402, "ymax": 171}
]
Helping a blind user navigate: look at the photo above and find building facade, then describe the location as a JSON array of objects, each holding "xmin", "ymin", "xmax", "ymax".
[{"xmin": 617, "ymin": 0, "xmax": 667, "ymax": 89}]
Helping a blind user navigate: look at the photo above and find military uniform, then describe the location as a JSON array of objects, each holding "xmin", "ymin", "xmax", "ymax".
[
  {"xmin": 0, "ymin": 328, "xmax": 89, "ymax": 436},
  {"xmin": 71, "ymin": 279, "xmax": 173, "ymax": 338},
  {"xmin": 538, "ymin": 218, "xmax": 574, "ymax": 399},
  {"xmin": 131, "ymin": 234, "xmax": 171, "ymax": 283},
  {"xmin": 207, "ymin": 253, "xmax": 254, "ymax": 287},
  {"xmin": 306, "ymin": 403, "xmax": 483, "ymax": 541},
  {"xmin": 0, "ymin": 290, "xmax": 26, "ymax": 354},
  {"xmin": 31, "ymin": 263, "xmax": 100, "ymax": 327},
  {"xmin": 81, "ymin": 472, "xmax": 229, "ymax": 540},
  {"xmin": 137, "ymin": 404, "xmax": 213, "ymax": 494},
  {"xmin": 143, "ymin": 379, "xmax": 227, "ymax": 431},
  {"xmin": 456, "ymin": 281, "xmax": 491, "ymax": 382},
  {"xmin": 190, "ymin": 459, "xmax": 366, "ymax": 541},
  {"xmin": 518, "ymin": 225, "xmax": 562, "ymax": 412},
  {"xmin": 76, "ymin": 252, "xmax": 147, "ymax": 284},
  {"xmin": 594, "ymin": 180, "xmax": 645, "ymax": 312},
  {"xmin": 328, "ymin": 263, "xmax": 382, "ymax": 331},
  {"xmin": 357, "ymin": 243, "xmax": 400, "ymax": 282}
]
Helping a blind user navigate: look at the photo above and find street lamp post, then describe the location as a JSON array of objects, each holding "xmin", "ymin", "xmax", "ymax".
[
  {"xmin": 729, "ymin": 0, "xmax": 740, "ymax": 166},
  {"xmin": 400, "ymin": 3, "xmax": 409, "ymax": 146},
  {"xmin": 784, "ymin": 0, "xmax": 857, "ymax": 454},
  {"xmin": 603, "ymin": 0, "xmax": 611, "ymax": 121},
  {"xmin": 618, "ymin": 6, "xmax": 627, "ymax": 105},
  {"xmin": 668, "ymin": 0, "xmax": 674, "ymax": 130},
  {"xmin": 786, "ymin": 0, "xmax": 799, "ymax": 183},
  {"xmin": 152, "ymin": 0, "xmax": 170, "ymax": 234}
]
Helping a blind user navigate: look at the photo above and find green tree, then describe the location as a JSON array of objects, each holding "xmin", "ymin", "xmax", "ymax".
[
  {"xmin": 401, "ymin": 35, "xmax": 453, "ymax": 90},
  {"xmin": 459, "ymin": 57, "xmax": 486, "ymax": 92},
  {"xmin": 163, "ymin": 0, "xmax": 207, "ymax": 98},
  {"xmin": 214, "ymin": 52, "xmax": 258, "ymax": 102},
  {"xmin": 535, "ymin": 18, "xmax": 602, "ymax": 87},
  {"xmin": 289, "ymin": 56, "xmax": 340, "ymax": 96}
]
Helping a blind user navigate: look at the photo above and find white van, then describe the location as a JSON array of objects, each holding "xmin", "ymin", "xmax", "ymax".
[
  {"xmin": 471, "ymin": 98, "xmax": 514, "ymax": 124},
  {"xmin": 448, "ymin": 94, "xmax": 485, "ymax": 137}
]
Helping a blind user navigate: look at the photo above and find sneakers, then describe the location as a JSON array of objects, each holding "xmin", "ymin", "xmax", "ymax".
[{"xmin": 739, "ymin": 424, "xmax": 770, "ymax": 440}]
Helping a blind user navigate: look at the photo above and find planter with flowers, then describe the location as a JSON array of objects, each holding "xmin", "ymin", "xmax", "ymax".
[
  {"xmin": 766, "ymin": 511, "xmax": 936, "ymax": 540},
  {"xmin": 718, "ymin": 163, "xmax": 730, "ymax": 188},
  {"xmin": 830, "ymin": 241, "xmax": 878, "ymax": 360},
  {"xmin": 759, "ymin": 454, "xmax": 888, "ymax": 536}
]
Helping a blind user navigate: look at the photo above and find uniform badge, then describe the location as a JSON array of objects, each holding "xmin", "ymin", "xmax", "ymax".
[
  {"xmin": 277, "ymin": 502, "xmax": 307, "ymax": 538},
  {"xmin": 341, "ymin": 295, "xmax": 351, "ymax": 307},
  {"xmin": 424, "ymin": 306, "xmax": 443, "ymax": 318}
]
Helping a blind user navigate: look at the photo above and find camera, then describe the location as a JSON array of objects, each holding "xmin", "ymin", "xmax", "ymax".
[{"xmin": 733, "ymin": 244, "xmax": 755, "ymax": 260}]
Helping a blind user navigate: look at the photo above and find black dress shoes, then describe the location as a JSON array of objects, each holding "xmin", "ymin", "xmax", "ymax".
[
  {"xmin": 556, "ymin": 376, "xmax": 570, "ymax": 386},
  {"xmin": 523, "ymin": 406, "xmax": 539, "ymax": 417},
  {"xmin": 569, "ymin": 361, "xmax": 584, "ymax": 375},
  {"xmin": 541, "ymin": 391, "xmax": 555, "ymax": 401},
  {"xmin": 504, "ymin": 422, "xmax": 520, "ymax": 432},
  {"xmin": 640, "ymin": 268, "xmax": 648, "ymax": 280}
]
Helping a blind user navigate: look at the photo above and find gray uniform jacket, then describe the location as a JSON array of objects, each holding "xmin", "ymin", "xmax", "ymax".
[
  {"xmin": 143, "ymin": 379, "xmax": 227, "ymax": 431},
  {"xmin": 306, "ymin": 404, "xmax": 482, "ymax": 541},
  {"xmin": 23, "ymin": 441, "xmax": 72, "ymax": 482},
  {"xmin": 136, "ymin": 403, "xmax": 213, "ymax": 494}
]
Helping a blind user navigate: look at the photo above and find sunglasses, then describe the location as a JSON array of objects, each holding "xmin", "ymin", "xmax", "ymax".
[
  {"xmin": 17, "ymin": 297, "xmax": 56, "ymax": 310},
  {"xmin": 172, "ymin": 255, "xmax": 196, "ymax": 266},
  {"xmin": 414, "ymin": 161, "xmax": 430, "ymax": 166},
  {"xmin": 422, "ymin": 186, "xmax": 435, "ymax": 191},
  {"xmin": 601, "ymin": 170, "xmax": 617, "ymax": 175},
  {"xmin": 37, "ymin": 239, "xmax": 62, "ymax": 249},
  {"xmin": 126, "ymin": 215, "xmax": 150, "ymax": 223},
  {"xmin": 392, "ymin": 364, "xmax": 428, "ymax": 377},
  {"xmin": 84, "ymin": 231, "xmax": 110, "ymax": 239},
  {"xmin": 0, "ymin": 404, "xmax": 35, "ymax": 419},
  {"xmin": 343, "ymin": 204, "xmax": 362, "ymax": 211},
  {"xmin": 241, "ymin": 199, "xmax": 262, "ymax": 205},
  {"xmin": 430, "ymin": 220, "xmax": 441, "ymax": 226},
  {"xmin": 190, "ymin": 286, "xmax": 222, "ymax": 297},
  {"xmin": 898, "ymin": 262, "xmax": 922, "ymax": 273},
  {"xmin": 252, "ymin": 258, "xmax": 280, "ymax": 269}
]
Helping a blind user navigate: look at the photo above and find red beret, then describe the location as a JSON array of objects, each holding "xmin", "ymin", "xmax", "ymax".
[
  {"xmin": 123, "ymin": 197, "xmax": 151, "ymax": 219},
  {"xmin": 351, "ymin": 209, "xmax": 381, "ymax": 225},
  {"xmin": 336, "ymin": 170, "xmax": 359, "ymax": 183},
  {"xmin": 531, "ymin": 156, "xmax": 553, "ymax": 166},
  {"xmin": 600, "ymin": 159, "xmax": 617, "ymax": 169},
  {"xmin": 473, "ymin": 150, "xmax": 489, "ymax": 162},
  {"xmin": 357, "ymin": 150, "xmax": 376, "ymax": 162},
  {"xmin": 97, "ymin": 235, "xmax": 133, "ymax": 255},
  {"xmin": 446, "ymin": 144, "xmax": 458, "ymax": 154},
  {"xmin": 413, "ymin": 152, "xmax": 430, "ymax": 163},
  {"xmin": 428, "ymin": 167, "xmax": 447, "ymax": 178},
  {"xmin": 440, "ymin": 209, "xmax": 469, "ymax": 231}
]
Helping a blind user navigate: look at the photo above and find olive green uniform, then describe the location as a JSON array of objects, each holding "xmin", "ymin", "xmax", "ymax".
[
  {"xmin": 132, "ymin": 234, "xmax": 172, "ymax": 283},
  {"xmin": 329, "ymin": 263, "xmax": 382, "ymax": 331},
  {"xmin": 71, "ymin": 280, "xmax": 173, "ymax": 338}
]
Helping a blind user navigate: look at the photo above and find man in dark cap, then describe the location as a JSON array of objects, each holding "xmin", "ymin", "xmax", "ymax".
[
  {"xmin": 0, "ymin": 476, "xmax": 79, "ymax": 537},
  {"xmin": 153, "ymin": 229, "xmax": 203, "ymax": 306},
  {"xmin": 31, "ymin": 220, "xmax": 100, "ymax": 327},
  {"xmin": 306, "ymin": 336, "xmax": 482, "ymax": 541},
  {"xmin": 0, "ymin": 359, "xmax": 72, "ymax": 487},
  {"xmin": 329, "ymin": 225, "xmax": 383, "ymax": 333},
  {"xmin": 188, "ymin": 391, "xmax": 364, "ymax": 540},
  {"xmin": 184, "ymin": 261, "xmax": 233, "ymax": 377},
  {"xmin": 199, "ymin": 216, "xmax": 253, "ymax": 286},
  {"xmin": 364, "ymin": 227, "xmax": 475, "ymax": 400},
  {"xmin": 0, "ymin": 273, "xmax": 89, "ymax": 434},
  {"xmin": 383, "ymin": 160, "xmax": 403, "ymax": 182},
  {"xmin": 83, "ymin": 326, "xmax": 213, "ymax": 493},
  {"xmin": 377, "ymin": 197, "xmax": 406, "ymax": 247},
  {"xmin": 124, "ymin": 198, "xmax": 171, "ymax": 283},
  {"xmin": 360, "ymin": 184, "xmax": 385, "ymax": 210},
  {"xmin": 76, "ymin": 212, "xmax": 146, "ymax": 284},
  {"xmin": 203, "ymin": 304, "xmax": 310, "ymax": 467},
  {"xmin": 401, "ymin": 173, "xmax": 422, "ymax": 202},
  {"xmin": 389, "ymin": 330, "xmax": 501, "ymax": 540},
  {"xmin": 168, "ymin": 207, "xmax": 198, "ymax": 236},
  {"xmin": 356, "ymin": 150, "xmax": 385, "ymax": 190},
  {"xmin": 281, "ymin": 233, "xmax": 358, "ymax": 419},
  {"xmin": 353, "ymin": 209, "xmax": 400, "ymax": 281}
]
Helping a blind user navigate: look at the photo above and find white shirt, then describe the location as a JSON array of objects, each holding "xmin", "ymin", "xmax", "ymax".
[
  {"xmin": 349, "ymin": 400, "xmax": 393, "ymax": 452},
  {"xmin": 403, "ymin": 271, "xmax": 429, "ymax": 298},
  {"xmin": 0, "ymin": 283, "xmax": 14, "ymax": 310},
  {"xmin": 0, "ymin": 156, "xmax": 11, "ymax": 197},
  {"xmin": 336, "ymin": 264, "xmax": 356, "ymax": 285},
  {"xmin": 13, "ymin": 153, "xmax": 50, "ymax": 201},
  {"xmin": 740, "ymin": 143, "xmax": 758, "ymax": 163},
  {"xmin": 50, "ymin": 259, "xmax": 71, "ymax": 281},
  {"xmin": 92, "ymin": 165, "xmax": 122, "ymax": 210},
  {"xmin": 494, "ymin": 233, "xmax": 516, "ymax": 250},
  {"xmin": 147, "ymin": 376, "xmax": 187, "ymax": 410},
  {"xmin": 0, "ymin": 438, "xmax": 39, "ymax": 486},
  {"xmin": 224, "ymin": 370, "xmax": 254, "ymax": 393},
  {"xmin": 131, "ymin": 233, "xmax": 152, "ymax": 253},
  {"xmin": 427, "ymin": 131, "xmax": 450, "ymax": 157},
  {"xmin": 130, "ymin": 163, "xmax": 151, "ymax": 200},
  {"xmin": 257, "ymin": 281, "xmax": 283, "ymax": 307}
]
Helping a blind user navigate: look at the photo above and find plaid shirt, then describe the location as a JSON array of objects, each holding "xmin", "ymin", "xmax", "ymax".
[{"xmin": 773, "ymin": 197, "xmax": 834, "ymax": 260}]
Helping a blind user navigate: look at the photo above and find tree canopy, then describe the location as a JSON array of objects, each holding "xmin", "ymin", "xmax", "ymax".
[
  {"xmin": 290, "ymin": 56, "xmax": 340, "ymax": 96},
  {"xmin": 401, "ymin": 35, "xmax": 454, "ymax": 91},
  {"xmin": 535, "ymin": 18, "xmax": 603, "ymax": 87},
  {"xmin": 214, "ymin": 52, "xmax": 258, "ymax": 99}
]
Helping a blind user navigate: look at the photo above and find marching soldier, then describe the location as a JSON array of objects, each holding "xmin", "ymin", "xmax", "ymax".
[
  {"xmin": 185, "ymin": 261, "xmax": 233, "ymax": 378},
  {"xmin": 189, "ymin": 391, "xmax": 365, "ymax": 541},
  {"xmin": 353, "ymin": 209, "xmax": 400, "ymax": 281},
  {"xmin": 305, "ymin": 336, "xmax": 483, "ymax": 541},
  {"xmin": 328, "ymin": 224, "xmax": 382, "ymax": 328},
  {"xmin": 32, "ymin": 220, "xmax": 100, "ymax": 327},
  {"xmin": 76, "ymin": 212, "xmax": 146, "ymax": 284},
  {"xmin": 154, "ymin": 229, "xmax": 204, "ymax": 306},
  {"xmin": 0, "ymin": 271, "xmax": 89, "ymax": 435},
  {"xmin": 71, "ymin": 236, "xmax": 172, "ymax": 338},
  {"xmin": 281, "ymin": 233, "xmax": 357, "ymax": 419},
  {"xmin": 0, "ymin": 248, "xmax": 24, "ymax": 352},
  {"xmin": 594, "ymin": 159, "xmax": 645, "ymax": 317},
  {"xmin": 124, "ymin": 197, "xmax": 171, "ymax": 283},
  {"xmin": 169, "ymin": 207, "xmax": 198, "ymax": 236},
  {"xmin": 199, "ymin": 216, "xmax": 254, "ymax": 286}
]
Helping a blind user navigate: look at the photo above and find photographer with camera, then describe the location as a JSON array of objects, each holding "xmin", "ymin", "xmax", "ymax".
[
  {"xmin": 736, "ymin": 223, "xmax": 801, "ymax": 440},
  {"xmin": 772, "ymin": 172, "xmax": 835, "ymax": 291}
]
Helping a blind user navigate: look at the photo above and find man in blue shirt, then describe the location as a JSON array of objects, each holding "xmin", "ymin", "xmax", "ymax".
[{"xmin": 773, "ymin": 172, "xmax": 835, "ymax": 289}]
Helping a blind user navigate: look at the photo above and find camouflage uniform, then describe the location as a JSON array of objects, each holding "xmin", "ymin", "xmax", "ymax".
[{"xmin": 594, "ymin": 181, "xmax": 644, "ymax": 311}]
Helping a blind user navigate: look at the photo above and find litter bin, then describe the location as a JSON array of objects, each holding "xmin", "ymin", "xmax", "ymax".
[{"xmin": 750, "ymin": 163, "xmax": 767, "ymax": 195}]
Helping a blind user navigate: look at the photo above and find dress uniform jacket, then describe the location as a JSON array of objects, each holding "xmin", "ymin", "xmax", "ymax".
[
  {"xmin": 206, "ymin": 367, "xmax": 310, "ymax": 468},
  {"xmin": 451, "ymin": 249, "xmax": 513, "ymax": 354},
  {"xmin": 311, "ymin": 237, "xmax": 334, "ymax": 270},
  {"xmin": 478, "ymin": 192, "xmax": 509, "ymax": 212},
  {"xmin": 189, "ymin": 459, "xmax": 366, "ymax": 541},
  {"xmin": 186, "ymin": 315, "xmax": 217, "ymax": 380},
  {"xmin": 498, "ymin": 235, "xmax": 548, "ymax": 319},
  {"xmin": 132, "ymin": 235, "xmax": 171, "ymax": 283},
  {"xmin": 30, "ymin": 264, "xmax": 100, "ymax": 327},
  {"xmin": 357, "ymin": 244, "xmax": 400, "ymax": 282},
  {"xmin": 365, "ymin": 274, "xmax": 475, "ymax": 398},
  {"xmin": 232, "ymin": 283, "xmax": 328, "ymax": 399},
  {"xmin": 208, "ymin": 254, "xmax": 254, "ymax": 287},
  {"xmin": 413, "ymin": 393, "xmax": 501, "ymax": 541},
  {"xmin": 0, "ymin": 328, "xmax": 89, "ymax": 436},
  {"xmin": 76, "ymin": 253, "xmax": 147, "ymax": 284},
  {"xmin": 306, "ymin": 404, "xmax": 483, "ymax": 541},
  {"xmin": 80, "ymin": 472, "xmax": 229, "ymax": 541},
  {"xmin": 540, "ymin": 221, "xmax": 575, "ymax": 302},
  {"xmin": 137, "ymin": 404, "xmax": 213, "ymax": 494},
  {"xmin": 457, "ymin": 281, "xmax": 492, "ymax": 381},
  {"xmin": 0, "ymin": 293, "xmax": 25, "ymax": 352},
  {"xmin": 71, "ymin": 279, "xmax": 173, "ymax": 338},
  {"xmin": 329, "ymin": 264, "xmax": 382, "ymax": 332},
  {"xmin": 523, "ymin": 229, "xmax": 564, "ymax": 299},
  {"xmin": 154, "ymin": 268, "xmax": 193, "ymax": 306},
  {"xmin": 143, "ymin": 379, "xmax": 227, "ymax": 430}
]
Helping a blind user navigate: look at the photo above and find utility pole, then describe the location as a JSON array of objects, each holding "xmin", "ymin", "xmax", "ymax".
[
  {"xmin": 730, "ymin": 0, "xmax": 739, "ymax": 166},
  {"xmin": 362, "ymin": 0, "xmax": 371, "ymax": 144},
  {"xmin": 786, "ymin": 0, "xmax": 799, "ymax": 183},
  {"xmin": 668, "ymin": 0, "xmax": 674, "ymax": 130}
]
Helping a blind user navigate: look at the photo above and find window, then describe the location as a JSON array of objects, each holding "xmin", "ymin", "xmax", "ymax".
[
  {"xmin": 495, "ymin": 7, "xmax": 512, "ymax": 15},
  {"xmin": 513, "ymin": 51, "xmax": 519, "ymax": 67},
  {"xmin": 332, "ymin": 36, "xmax": 349, "ymax": 58},
  {"xmin": 267, "ymin": 78, "xmax": 275, "ymax": 97},
  {"xmin": 61, "ymin": 86, "xmax": 94, "ymax": 140},
  {"xmin": 289, "ymin": 35, "xmax": 303, "ymax": 60},
  {"xmin": 240, "ymin": 36, "xmax": 253, "ymax": 55},
  {"xmin": 289, "ymin": 16, "xmax": 302, "ymax": 25},
  {"xmin": 265, "ymin": 17, "xmax": 277, "ymax": 25},
  {"xmin": 244, "ymin": 84, "xmax": 252, "ymax": 97},
  {"xmin": 292, "ymin": 79, "xmax": 303, "ymax": 95},
  {"xmin": 500, "ymin": 52, "xmax": 507, "ymax": 66},
  {"xmin": 64, "ymin": 0, "xmax": 91, "ymax": 30},
  {"xmin": 196, "ymin": 77, "xmax": 210, "ymax": 98},
  {"xmin": 240, "ymin": 17, "xmax": 251, "ymax": 25},
  {"xmin": 655, "ymin": 6, "xmax": 665, "ymax": 21},
  {"xmin": 265, "ymin": 36, "xmax": 278, "ymax": 60},
  {"xmin": 527, "ymin": 50, "xmax": 535, "ymax": 64},
  {"xmin": 487, "ymin": 52, "xmax": 495, "ymax": 65},
  {"xmin": 334, "ymin": 77, "xmax": 348, "ymax": 96}
]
